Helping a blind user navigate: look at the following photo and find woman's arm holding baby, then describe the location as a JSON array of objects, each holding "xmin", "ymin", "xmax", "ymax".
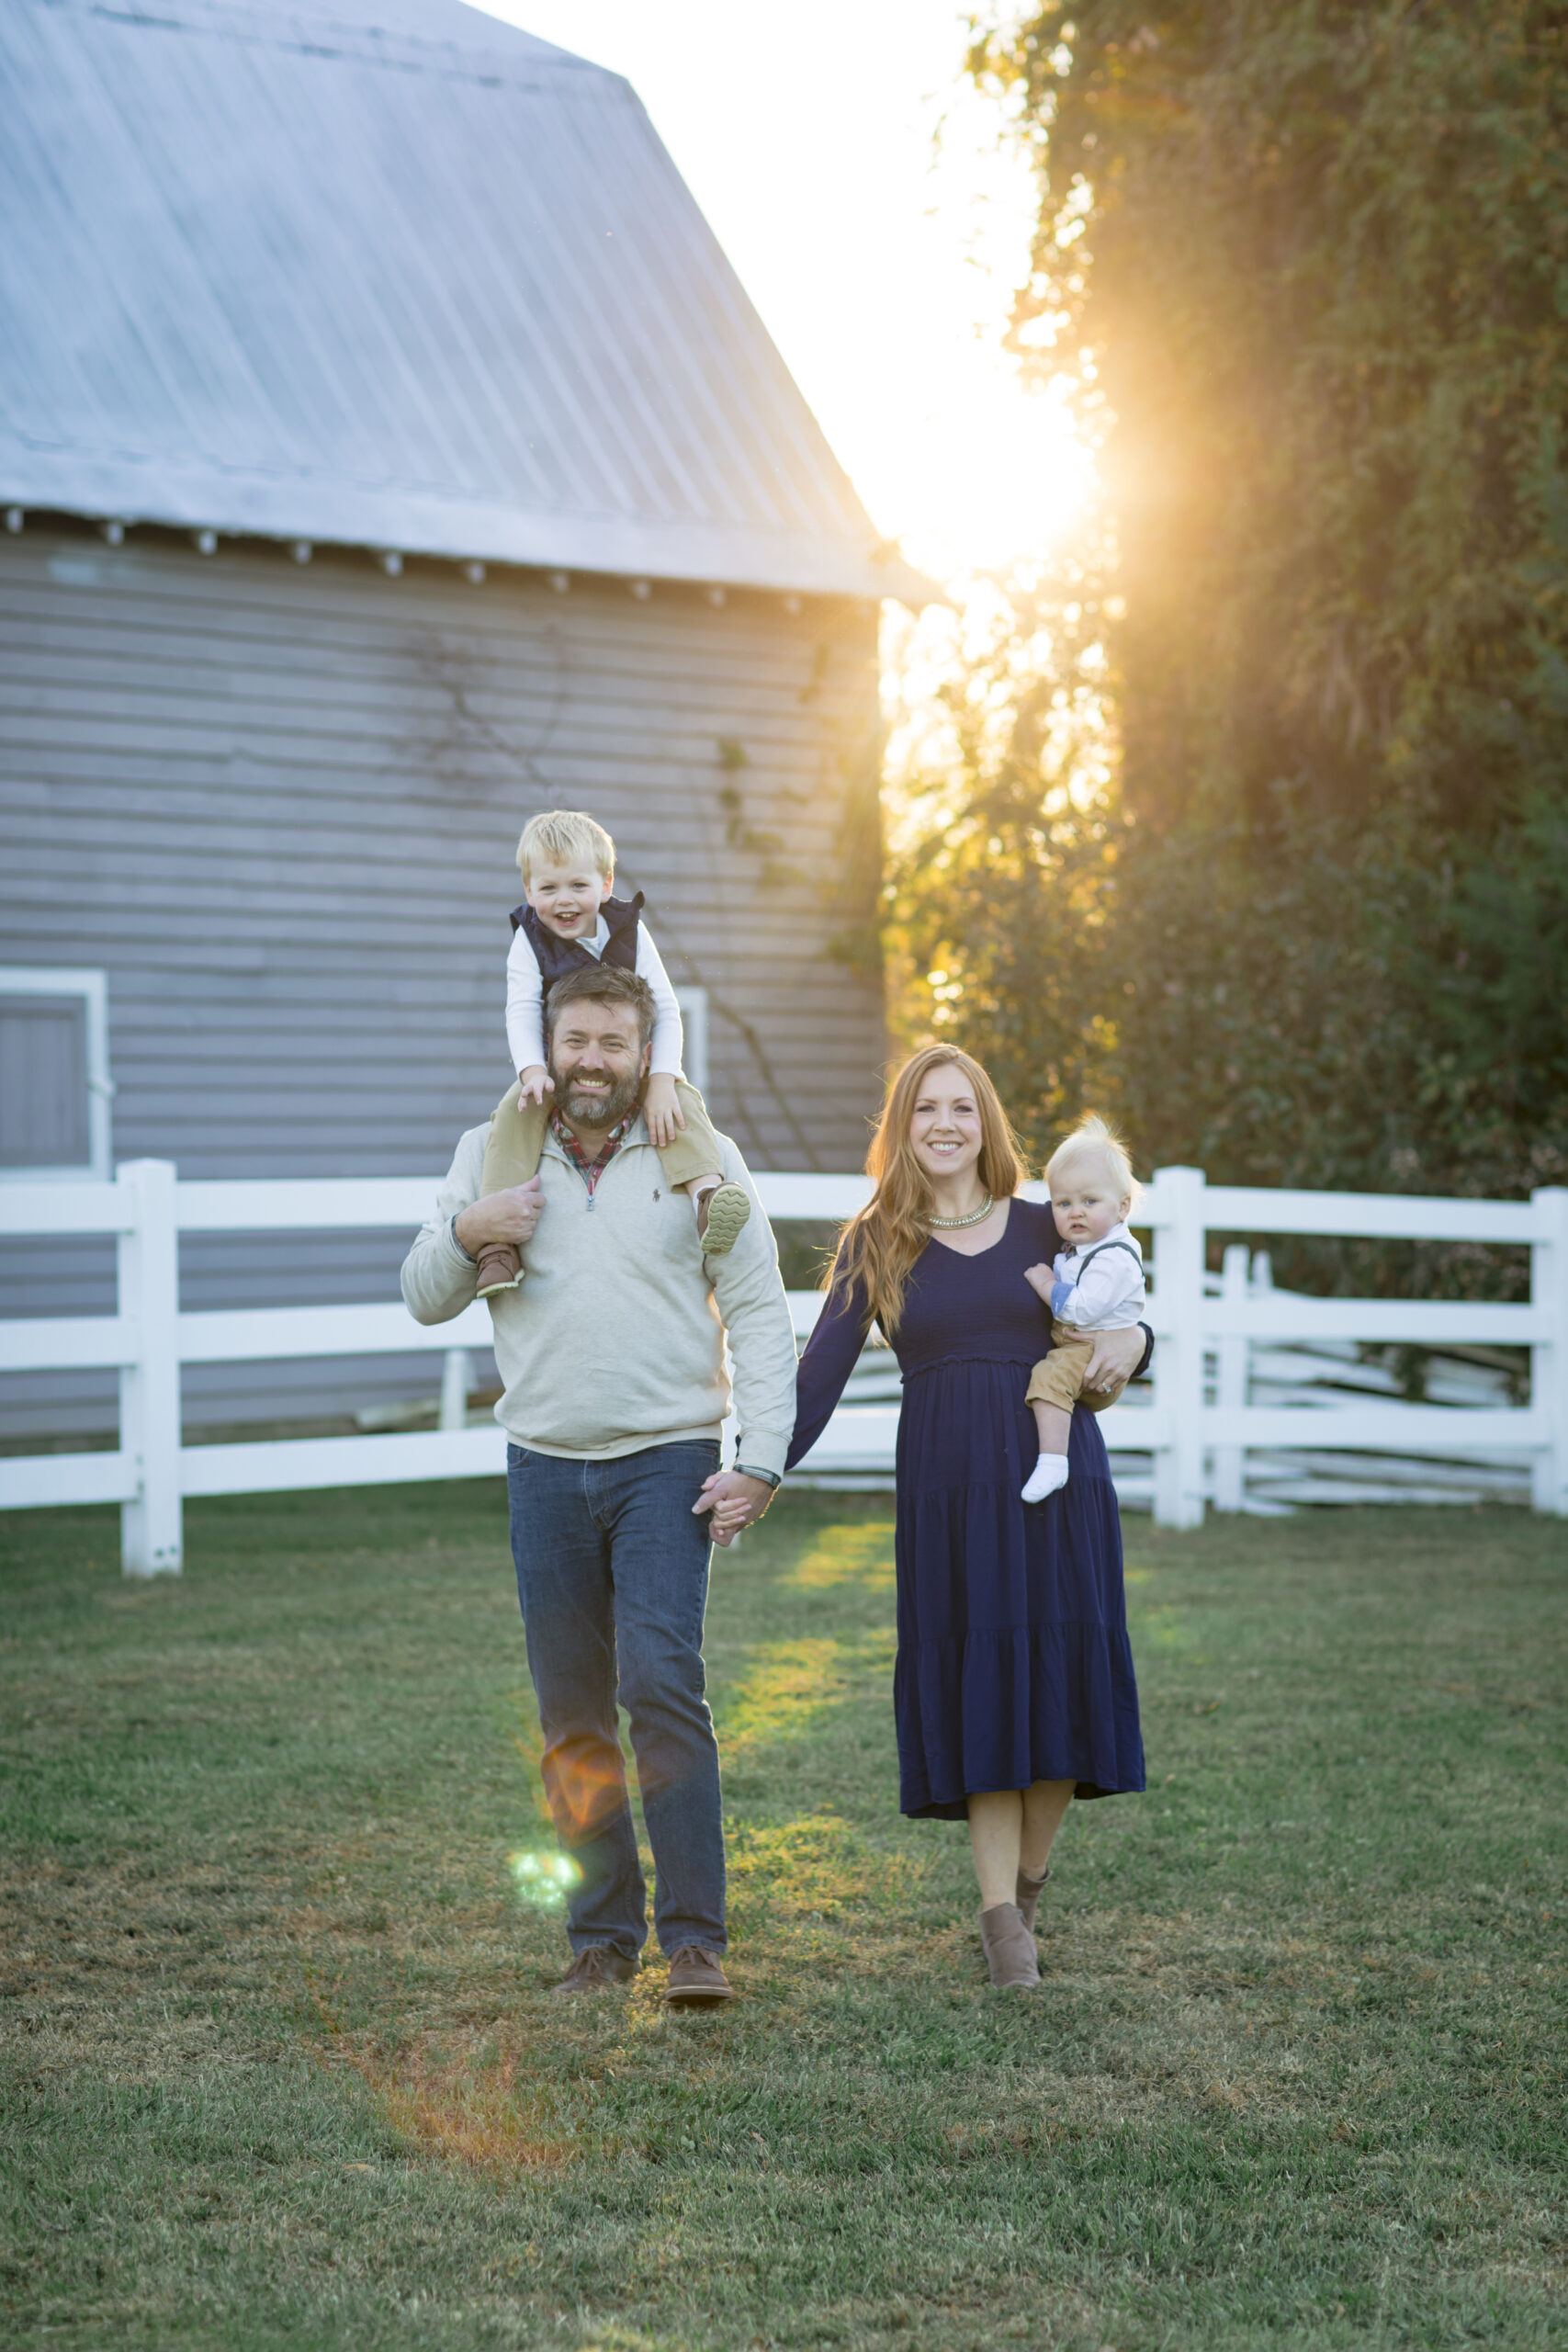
[
  {"xmin": 1022, "ymin": 1263, "xmax": 1150, "ymax": 1398},
  {"xmin": 1083, "ymin": 1324, "xmax": 1149, "ymax": 1392}
]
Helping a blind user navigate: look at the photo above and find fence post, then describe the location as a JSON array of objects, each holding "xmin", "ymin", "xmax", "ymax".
[
  {"xmin": 1213, "ymin": 1242, "xmax": 1249, "ymax": 1512},
  {"xmin": 1150, "ymin": 1165, "xmax": 1208, "ymax": 1530},
  {"xmin": 118, "ymin": 1159, "xmax": 183, "ymax": 1575},
  {"xmin": 1531, "ymin": 1187, "xmax": 1568, "ymax": 1516},
  {"xmin": 438, "ymin": 1347, "xmax": 469, "ymax": 1433}
]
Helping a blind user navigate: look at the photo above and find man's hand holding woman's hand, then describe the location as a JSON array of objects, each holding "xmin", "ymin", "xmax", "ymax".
[
  {"xmin": 693, "ymin": 1469, "xmax": 775, "ymax": 1547},
  {"xmin": 455, "ymin": 1178, "xmax": 544, "ymax": 1260}
]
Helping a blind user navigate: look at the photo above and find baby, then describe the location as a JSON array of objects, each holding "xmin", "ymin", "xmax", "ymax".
[
  {"xmin": 1020, "ymin": 1114, "xmax": 1146, "ymax": 1503},
  {"xmin": 473, "ymin": 808, "xmax": 750, "ymax": 1299}
]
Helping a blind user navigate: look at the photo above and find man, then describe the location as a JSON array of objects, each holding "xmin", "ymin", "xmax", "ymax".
[{"xmin": 401, "ymin": 964, "xmax": 795, "ymax": 2005}]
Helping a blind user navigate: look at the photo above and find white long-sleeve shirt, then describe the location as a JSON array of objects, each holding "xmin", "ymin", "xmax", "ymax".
[
  {"xmin": 1048, "ymin": 1220, "xmax": 1146, "ymax": 1330},
  {"xmin": 505, "ymin": 912, "xmax": 683, "ymax": 1079}
]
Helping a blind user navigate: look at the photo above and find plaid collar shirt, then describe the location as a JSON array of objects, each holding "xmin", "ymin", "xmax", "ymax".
[{"xmin": 549, "ymin": 1106, "xmax": 635, "ymax": 1197}]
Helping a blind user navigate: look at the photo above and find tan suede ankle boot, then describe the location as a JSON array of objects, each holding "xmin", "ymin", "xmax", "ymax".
[
  {"xmin": 1016, "ymin": 1865, "xmax": 1052, "ymax": 1935},
  {"xmin": 977, "ymin": 1902, "xmax": 1040, "ymax": 1991}
]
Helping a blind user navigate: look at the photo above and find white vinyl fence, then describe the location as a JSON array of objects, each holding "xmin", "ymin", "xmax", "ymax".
[{"xmin": 1, "ymin": 1161, "xmax": 1563, "ymax": 1572}]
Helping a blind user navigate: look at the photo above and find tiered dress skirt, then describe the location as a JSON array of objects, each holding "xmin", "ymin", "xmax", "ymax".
[{"xmin": 894, "ymin": 1351, "xmax": 1145, "ymax": 1816}]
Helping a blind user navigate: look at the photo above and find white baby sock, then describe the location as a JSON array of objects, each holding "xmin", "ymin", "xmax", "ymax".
[{"xmin": 1021, "ymin": 1453, "xmax": 1070, "ymax": 1504}]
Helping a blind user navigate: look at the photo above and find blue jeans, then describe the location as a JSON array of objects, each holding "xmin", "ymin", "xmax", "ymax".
[{"xmin": 506, "ymin": 1440, "xmax": 725, "ymax": 1959}]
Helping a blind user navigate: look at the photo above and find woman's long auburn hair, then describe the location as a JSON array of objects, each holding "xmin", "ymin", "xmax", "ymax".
[{"xmin": 828, "ymin": 1046, "xmax": 1025, "ymax": 1340}]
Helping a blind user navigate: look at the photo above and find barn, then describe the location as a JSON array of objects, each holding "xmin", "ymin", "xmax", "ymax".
[{"xmin": 0, "ymin": 0, "xmax": 927, "ymax": 1442}]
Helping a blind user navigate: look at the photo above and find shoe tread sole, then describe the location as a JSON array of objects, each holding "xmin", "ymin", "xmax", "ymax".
[{"xmin": 699, "ymin": 1187, "xmax": 750, "ymax": 1257}]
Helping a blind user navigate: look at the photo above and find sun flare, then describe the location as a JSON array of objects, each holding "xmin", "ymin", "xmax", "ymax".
[{"xmin": 482, "ymin": 0, "xmax": 1098, "ymax": 582}]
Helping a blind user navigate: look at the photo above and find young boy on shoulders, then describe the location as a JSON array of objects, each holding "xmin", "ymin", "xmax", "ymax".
[{"xmin": 474, "ymin": 808, "xmax": 750, "ymax": 1299}]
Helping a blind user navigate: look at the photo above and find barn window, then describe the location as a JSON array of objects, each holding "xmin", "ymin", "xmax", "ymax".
[
  {"xmin": 675, "ymin": 986, "xmax": 709, "ymax": 1091},
  {"xmin": 0, "ymin": 968, "xmax": 113, "ymax": 1181}
]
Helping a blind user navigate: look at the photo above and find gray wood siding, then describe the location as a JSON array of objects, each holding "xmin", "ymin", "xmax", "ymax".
[{"xmin": 0, "ymin": 525, "xmax": 885, "ymax": 1438}]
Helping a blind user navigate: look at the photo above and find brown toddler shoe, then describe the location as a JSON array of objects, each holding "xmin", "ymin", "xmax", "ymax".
[{"xmin": 476, "ymin": 1241, "xmax": 525, "ymax": 1298}]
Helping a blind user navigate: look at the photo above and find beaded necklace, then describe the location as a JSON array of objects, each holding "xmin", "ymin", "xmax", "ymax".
[{"xmin": 925, "ymin": 1193, "xmax": 995, "ymax": 1231}]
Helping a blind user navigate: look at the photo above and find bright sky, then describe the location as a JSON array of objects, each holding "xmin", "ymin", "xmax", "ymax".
[{"xmin": 467, "ymin": 0, "xmax": 1092, "ymax": 582}]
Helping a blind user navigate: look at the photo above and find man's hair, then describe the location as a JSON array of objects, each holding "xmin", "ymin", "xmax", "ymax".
[
  {"xmin": 544, "ymin": 962, "xmax": 656, "ymax": 1049},
  {"xmin": 516, "ymin": 808, "xmax": 615, "ymax": 882}
]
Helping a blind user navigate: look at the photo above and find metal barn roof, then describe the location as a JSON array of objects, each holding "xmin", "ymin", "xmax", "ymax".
[{"xmin": 0, "ymin": 0, "xmax": 930, "ymax": 602}]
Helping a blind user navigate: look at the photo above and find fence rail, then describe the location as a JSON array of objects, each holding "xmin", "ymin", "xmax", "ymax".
[{"xmin": 1, "ymin": 1161, "xmax": 1563, "ymax": 1569}]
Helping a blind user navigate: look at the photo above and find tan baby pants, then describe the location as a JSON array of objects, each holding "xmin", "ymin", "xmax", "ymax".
[
  {"xmin": 479, "ymin": 1075, "xmax": 723, "ymax": 1197},
  {"xmin": 1024, "ymin": 1321, "xmax": 1134, "ymax": 1418}
]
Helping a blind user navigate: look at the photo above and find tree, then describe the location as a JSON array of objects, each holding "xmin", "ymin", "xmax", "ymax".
[{"xmin": 891, "ymin": 0, "xmax": 1568, "ymax": 1249}]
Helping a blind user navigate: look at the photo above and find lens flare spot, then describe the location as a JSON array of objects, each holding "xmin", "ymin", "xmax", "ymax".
[{"xmin": 506, "ymin": 1849, "xmax": 581, "ymax": 1910}]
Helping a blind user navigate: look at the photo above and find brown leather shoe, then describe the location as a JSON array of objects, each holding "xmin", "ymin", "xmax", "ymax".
[
  {"xmin": 663, "ymin": 1945, "xmax": 736, "ymax": 2007},
  {"xmin": 1016, "ymin": 1865, "xmax": 1052, "ymax": 1935},
  {"xmin": 476, "ymin": 1241, "xmax": 525, "ymax": 1298},
  {"xmin": 978, "ymin": 1902, "xmax": 1040, "ymax": 1992},
  {"xmin": 548, "ymin": 1945, "xmax": 637, "ymax": 1996}
]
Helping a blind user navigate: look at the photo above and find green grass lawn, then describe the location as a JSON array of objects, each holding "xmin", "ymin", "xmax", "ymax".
[{"xmin": 2, "ymin": 1487, "xmax": 1564, "ymax": 2352}]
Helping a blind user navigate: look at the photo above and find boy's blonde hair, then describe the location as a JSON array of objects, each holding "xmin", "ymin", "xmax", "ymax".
[
  {"xmin": 516, "ymin": 808, "xmax": 615, "ymax": 883},
  {"xmin": 1045, "ymin": 1114, "xmax": 1140, "ymax": 1208}
]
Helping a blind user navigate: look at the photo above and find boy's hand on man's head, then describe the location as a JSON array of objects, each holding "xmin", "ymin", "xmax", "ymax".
[
  {"xmin": 642, "ymin": 1072, "xmax": 683, "ymax": 1149},
  {"xmin": 518, "ymin": 1066, "xmax": 554, "ymax": 1108}
]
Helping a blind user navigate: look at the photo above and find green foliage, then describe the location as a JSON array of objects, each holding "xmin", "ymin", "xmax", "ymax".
[
  {"xmin": 893, "ymin": 1, "xmax": 1568, "ymax": 1234},
  {"xmin": 978, "ymin": 0, "xmax": 1568, "ymax": 832}
]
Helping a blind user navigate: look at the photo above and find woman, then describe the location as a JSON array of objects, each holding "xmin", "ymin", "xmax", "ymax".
[{"xmin": 788, "ymin": 1046, "xmax": 1149, "ymax": 1992}]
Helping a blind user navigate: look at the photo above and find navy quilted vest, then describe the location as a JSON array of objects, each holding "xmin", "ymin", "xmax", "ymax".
[{"xmin": 509, "ymin": 891, "xmax": 645, "ymax": 999}]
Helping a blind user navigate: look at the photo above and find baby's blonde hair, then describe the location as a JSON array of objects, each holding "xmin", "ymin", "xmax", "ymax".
[
  {"xmin": 1045, "ymin": 1113, "xmax": 1140, "ymax": 1208},
  {"xmin": 516, "ymin": 808, "xmax": 615, "ymax": 883}
]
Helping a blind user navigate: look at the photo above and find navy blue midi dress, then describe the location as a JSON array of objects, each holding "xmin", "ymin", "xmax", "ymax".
[{"xmin": 786, "ymin": 1198, "xmax": 1147, "ymax": 1819}]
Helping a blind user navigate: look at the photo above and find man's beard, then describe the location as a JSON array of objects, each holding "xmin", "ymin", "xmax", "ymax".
[{"xmin": 548, "ymin": 1057, "xmax": 643, "ymax": 1131}]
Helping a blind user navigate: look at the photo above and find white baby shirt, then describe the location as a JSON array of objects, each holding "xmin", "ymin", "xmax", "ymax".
[{"xmin": 1048, "ymin": 1221, "xmax": 1146, "ymax": 1330}]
